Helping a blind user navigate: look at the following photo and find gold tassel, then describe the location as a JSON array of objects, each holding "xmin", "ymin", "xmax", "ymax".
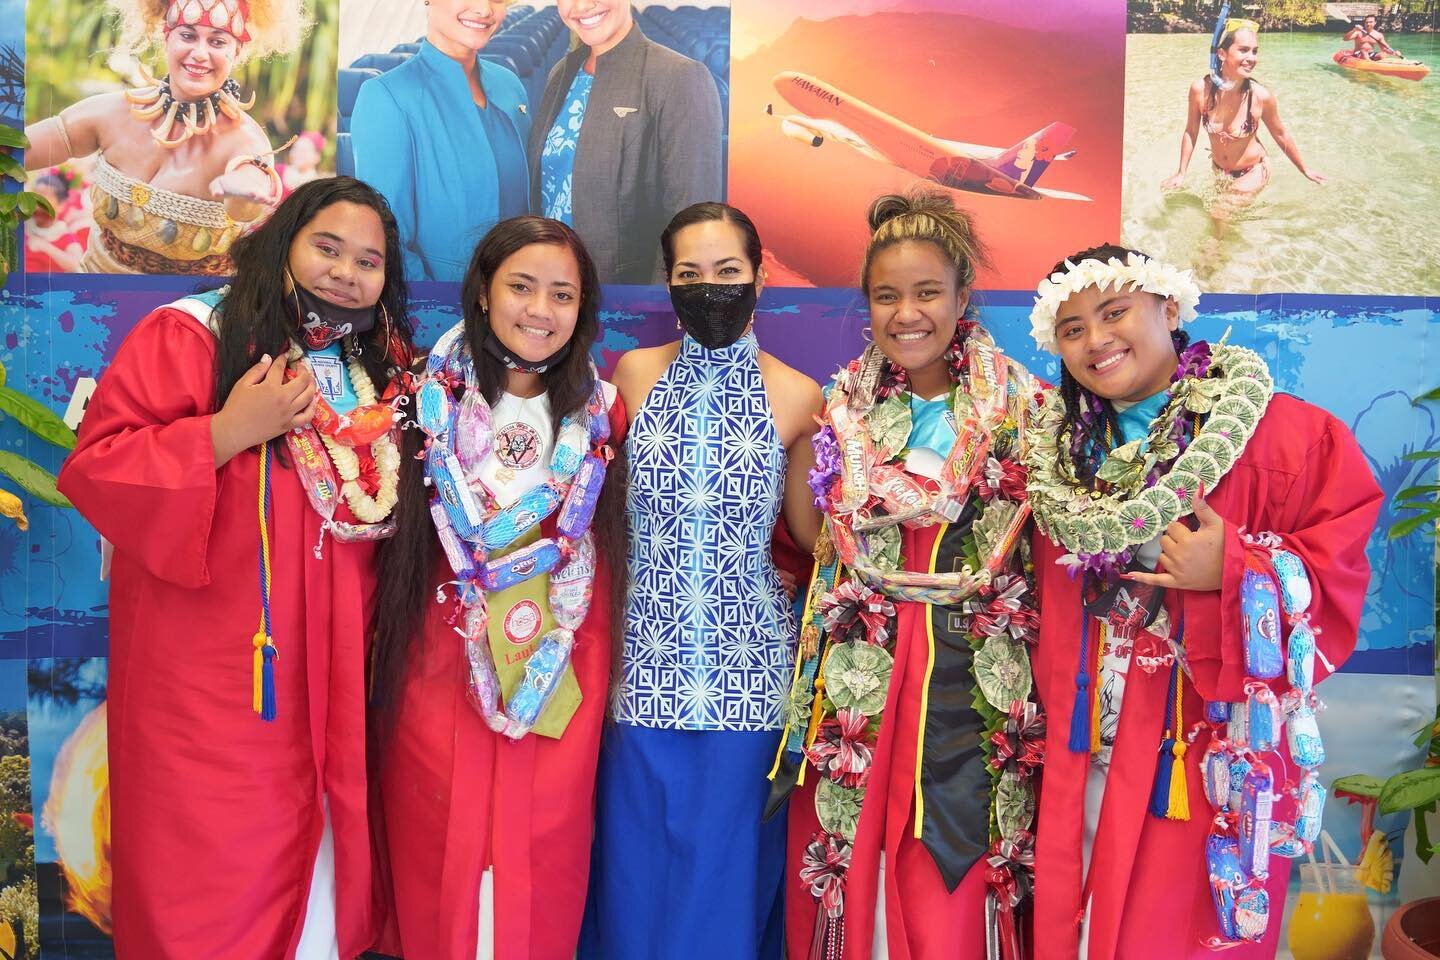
[{"xmin": 1167, "ymin": 740, "xmax": 1191, "ymax": 821}]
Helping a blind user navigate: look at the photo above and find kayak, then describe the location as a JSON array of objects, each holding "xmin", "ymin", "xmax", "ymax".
[{"xmin": 1333, "ymin": 50, "xmax": 1431, "ymax": 81}]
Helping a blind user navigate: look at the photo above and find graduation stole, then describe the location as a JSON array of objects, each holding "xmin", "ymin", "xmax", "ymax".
[{"xmin": 772, "ymin": 328, "xmax": 1043, "ymax": 960}]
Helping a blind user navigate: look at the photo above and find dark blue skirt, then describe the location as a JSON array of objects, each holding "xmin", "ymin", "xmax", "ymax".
[{"xmin": 579, "ymin": 722, "xmax": 787, "ymax": 960}]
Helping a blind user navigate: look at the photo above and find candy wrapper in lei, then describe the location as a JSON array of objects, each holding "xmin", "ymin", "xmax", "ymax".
[
  {"xmin": 549, "ymin": 533, "xmax": 596, "ymax": 632},
  {"xmin": 504, "ymin": 628, "xmax": 575, "ymax": 734}
]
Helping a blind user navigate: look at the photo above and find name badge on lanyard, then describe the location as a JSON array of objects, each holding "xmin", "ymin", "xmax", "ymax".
[{"xmin": 306, "ymin": 354, "xmax": 346, "ymax": 404}]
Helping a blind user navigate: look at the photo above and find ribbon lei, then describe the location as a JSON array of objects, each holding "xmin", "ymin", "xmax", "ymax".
[
  {"xmin": 989, "ymin": 700, "xmax": 1046, "ymax": 776},
  {"xmin": 985, "ymin": 832, "xmax": 1035, "ymax": 960},
  {"xmin": 801, "ymin": 832, "xmax": 851, "ymax": 960}
]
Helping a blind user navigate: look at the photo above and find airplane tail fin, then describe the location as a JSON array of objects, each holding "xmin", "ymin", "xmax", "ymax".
[{"xmin": 991, "ymin": 122, "xmax": 1077, "ymax": 187}]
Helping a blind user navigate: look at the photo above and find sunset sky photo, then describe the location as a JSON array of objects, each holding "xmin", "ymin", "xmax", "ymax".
[{"xmin": 728, "ymin": 0, "xmax": 1125, "ymax": 291}]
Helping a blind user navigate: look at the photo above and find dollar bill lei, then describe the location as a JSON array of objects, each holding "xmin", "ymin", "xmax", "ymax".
[
  {"xmin": 779, "ymin": 324, "xmax": 1044, "ymax": 960},
  {"xmin": 1026, "ymin": 340, "xmax": 1273, "ymax": 564}
]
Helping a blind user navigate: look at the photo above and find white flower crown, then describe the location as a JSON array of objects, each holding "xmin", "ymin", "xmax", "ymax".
[{"xmin": 1029, "ymin": 251, "xmax": 1202, "ymax": 353}]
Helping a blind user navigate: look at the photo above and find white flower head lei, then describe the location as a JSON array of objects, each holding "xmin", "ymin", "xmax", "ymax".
[{"xmin": 1029, "ymin": 251, "xmax": 1202, "ymax": 354}]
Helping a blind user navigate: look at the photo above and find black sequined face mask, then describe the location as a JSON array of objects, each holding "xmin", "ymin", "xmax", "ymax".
[{"xmin": 669, "ymin": 282, "xmax": 758, "ymax": 350}]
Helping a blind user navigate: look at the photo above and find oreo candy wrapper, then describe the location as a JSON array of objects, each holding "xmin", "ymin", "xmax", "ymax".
[
  {"xmin": 1239, "ymin": 763, "xmax": 1274, "ymax": 882},
  {"xmin": 480, "ymin": 538, "xmax": 562, "ymax": 591},
  {"xmin": 1286, "ymin": 620, "xmax": 1317, "ymax": 695},
  {"xmin": 503, "ymin": 628, "xmax": 575, "ymax": 736},
  {"xmin": 557, "ymin": 455, "xmax": 606, "ymax": 541},
  {"xmin": 429, "ymin": 445, "xmax": 485, "ymax": 540},
  {"xmin": 482, "ymin": 484, "xmax": 562, "ymax": 551},
  {"xmin": 1202, "ymin": 739, "xmax": 1234, "ymax": 811},
  {"xmin": 1272, "ymin": 549, "xmax": 1312, "ymax": 614},
  {"xmin": 1205, "ymin": 700, "xmax": 1231, "ymax": 725},
  {"xmin": 549, "ymin": 533, "xmax": 596, "ymax": 631},
  {"xmin": 1296, "ymin": 771, "xmax": 1326, "ymax": 843},
  {"xmin": 1241, "ymin": 565, "xmax": 1284, "ymax": 679},
  {"xmin": 1206, "ymin": 833, "xmax": 1246, "ymax": 941}
]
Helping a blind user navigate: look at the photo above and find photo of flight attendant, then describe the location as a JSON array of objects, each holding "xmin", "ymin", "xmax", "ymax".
[
  {"xmin": 347, "ymin": 0, "xmax": 530, "ymax": 282},
  {"xmin": 531, "ymin": 0, "xmax": 725, "ymax": 284}
]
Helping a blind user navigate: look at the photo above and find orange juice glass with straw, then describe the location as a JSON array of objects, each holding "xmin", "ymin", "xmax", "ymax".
[{"xmin": 1288, "ymin": 862, "xmax": 1376, "ymax": 960}]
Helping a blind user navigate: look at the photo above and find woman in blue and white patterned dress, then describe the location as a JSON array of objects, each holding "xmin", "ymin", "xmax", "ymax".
[{"xmin": 580, "ymin": 202, "xmax": 822, "ymax": 960}]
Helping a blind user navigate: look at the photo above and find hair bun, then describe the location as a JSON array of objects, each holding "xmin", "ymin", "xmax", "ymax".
[{"xmin": 866, "ymin": 194, "xmax": 912, "ymax": 234}]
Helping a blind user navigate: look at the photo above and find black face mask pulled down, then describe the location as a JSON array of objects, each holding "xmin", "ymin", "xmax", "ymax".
[
  {"xmin": 479, "ymin": 327, "xmax": 572, "ymax": 374},
  {"xmin": 290, "ymin": 279, "xmax": 377, "ymax": 350},
  {"xmin": 669, "ymin": 281, "xmax": 758, "ymax": 350}
]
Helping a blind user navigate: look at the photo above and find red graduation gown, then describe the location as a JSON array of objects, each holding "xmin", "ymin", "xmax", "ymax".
[
  {"xmin": 785, "ymin": 519, "xmax": 991, "ymax": 960},
  {"xmin": 56, "ymin": 308, "xmax": 383, "ymax": 958},
  {"xmin": 374, "ymin": 398, "xmax": 626, "ymax": 960},
  {"xmin": 1030, "ymin": 395, "xmax": 1381, "ymax": 960}
]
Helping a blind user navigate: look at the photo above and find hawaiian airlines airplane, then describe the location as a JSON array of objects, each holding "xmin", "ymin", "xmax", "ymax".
[{"xmin": 767, "ymin": 71, "xmax": 1091, "ymax": 201}]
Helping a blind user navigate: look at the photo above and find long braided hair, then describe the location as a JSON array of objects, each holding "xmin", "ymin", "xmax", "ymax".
[{"xmin": 1051, "ymin": 244, "xmax": 1192, "ymax": 488}]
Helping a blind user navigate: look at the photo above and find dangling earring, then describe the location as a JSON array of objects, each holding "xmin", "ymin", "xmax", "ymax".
[{"xmin": 860, "ymin": 327, "xmax": 874, "ymax": 343}]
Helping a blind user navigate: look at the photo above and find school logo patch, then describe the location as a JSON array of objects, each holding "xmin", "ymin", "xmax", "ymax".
[
  {"xmin": 496, "ymin": 421, "xmax": 542, "ymax": 469},
  {"xmin": 504, "ymin": 600, "xmax": 543, "ymax": 645}
]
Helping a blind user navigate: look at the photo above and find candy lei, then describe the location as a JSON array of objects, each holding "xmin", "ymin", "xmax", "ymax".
[
  {"xmin": 315, "ymin": 352, "xmax": 401, "ymax": 523},
  {"xmin": 785, "ymin": 327, "xmax": 1042, "ymax": 960},
  {"xmin": 283, "ymin": 340, "xmax": 404, "ymax": 556},
  {"xmin": 418, "ymin": 324, "xmax": 610, "ymax": 741},
  {"xmin": 1026, "ymin": 340, "xmax": 1273, "ymax": 565},
  {"xmin": 1194, "ymin": 532, "xmax": 1328, "ymax": 947}
]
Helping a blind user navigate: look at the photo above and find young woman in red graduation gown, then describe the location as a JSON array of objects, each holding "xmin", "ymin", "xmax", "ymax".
[
  {"xmin": 777, "ymin": 190, "xmax": 1043, "ymax": 960},
  {"xmin": 1023, "ymin": 245, "xmax": 1382, "ymax": 960},
  {"xmin": 57, "ymin": 176, "xmax": 417, "ymax": 959},
  {"xmin": 369, "ymin": 216, "xmax": 627, "ymax": 960}
]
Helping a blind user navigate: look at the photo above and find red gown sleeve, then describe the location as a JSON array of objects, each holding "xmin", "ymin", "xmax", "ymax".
[
  {"xmin": 1180, "ymin": 417, "xmax": 1382, "ymax": 701},
  {"xmin": 56, "ymin": 308, "xmax": 223, "ymax": 589}
]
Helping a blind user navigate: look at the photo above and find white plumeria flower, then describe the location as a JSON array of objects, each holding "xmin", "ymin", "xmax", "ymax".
[{"xmin": 1028, "ymin": 251, "xmax": 1204, "ymax": 353}]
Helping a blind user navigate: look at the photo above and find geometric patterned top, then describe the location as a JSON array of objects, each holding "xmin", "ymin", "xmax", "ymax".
[{"xmin": 614, "ymin": 332, "xmax": 795, "ymax": 730}]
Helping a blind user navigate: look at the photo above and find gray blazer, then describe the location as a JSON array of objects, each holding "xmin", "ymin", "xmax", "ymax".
[{"xmin": 529, "ymin": 24, "xmax": 723, "ymax": 284}]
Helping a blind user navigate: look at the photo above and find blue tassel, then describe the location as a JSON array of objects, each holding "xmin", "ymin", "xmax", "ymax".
[
  {"xmin": 260, "ymin": 644, "xmax": 278, "ymax": 722},
  {"xmin": 1150, "ymin": 738, "xmax": 1177, "ymax": 817},
  {"xmin": 1068, "ymin": 615, "xmax": 1093, "ymax": 753}
]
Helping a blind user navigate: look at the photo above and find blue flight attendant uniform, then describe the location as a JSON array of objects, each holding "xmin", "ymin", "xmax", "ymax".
[
  {"xmin": 581, "ymin": 332, "xmax": 793, "ymax": 959},
  {"xmin": 351, "ymin": 41, "xmax": 530, "ymax": 282}
]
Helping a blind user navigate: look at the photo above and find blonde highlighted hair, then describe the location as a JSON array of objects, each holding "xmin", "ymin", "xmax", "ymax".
[
  {"xmin": 861, "ymin": 187, "xmax": 990, "ymax": 293},
  {"xmin": 110, "ymin": 0, "xmax": 311, "ymax": 61}
]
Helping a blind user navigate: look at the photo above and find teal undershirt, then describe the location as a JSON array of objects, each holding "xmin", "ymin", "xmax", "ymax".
[
  {"xmin": 907, "ymin": 392, "xmax": 957, "ymax": 459},
  {"xmin": 1115, "ymin": 389, "xmax": 1171, "ymax": 448}
]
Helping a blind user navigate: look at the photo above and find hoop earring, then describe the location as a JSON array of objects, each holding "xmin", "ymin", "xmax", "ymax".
[
  {"xmin": 861, "ymin": 327, "xmax": 874, "ymax": 343},
  {"xmin": 379, "ymin": 302, "xmax": 393, "ymax": 364}
]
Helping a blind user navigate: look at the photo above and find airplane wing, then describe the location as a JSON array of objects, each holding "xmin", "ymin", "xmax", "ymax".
[{"xmin": 774, "ymin": 113, "xmax": 888, "ymax": 165}]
